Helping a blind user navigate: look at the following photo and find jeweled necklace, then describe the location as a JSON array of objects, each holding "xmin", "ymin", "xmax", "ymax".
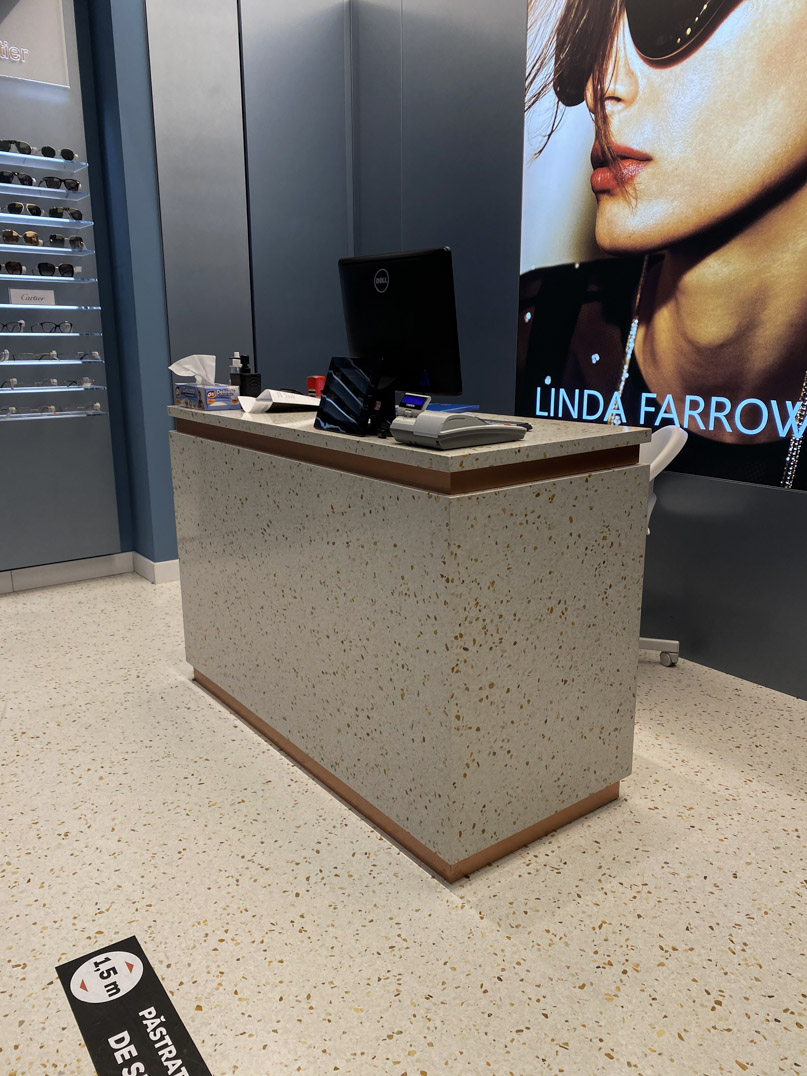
[{"xmin": 608, "ymin": 254, "xmax": 807, "ymax": 489}]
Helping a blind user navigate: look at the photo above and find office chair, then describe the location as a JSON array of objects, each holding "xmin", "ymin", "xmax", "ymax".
[{"xmin": 638, "ymin": 425, "xmax": 688, "ymax": 666}]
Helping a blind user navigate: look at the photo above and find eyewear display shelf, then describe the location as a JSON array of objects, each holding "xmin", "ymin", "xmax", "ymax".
[
  {"xmin": 0, "ymin": 151, "xmax": 105, "ymax": 421},
  {"xmin": 0, "ymin": 148, "xmax": 119, "ymax": 574},
  {"xmin": 169, "ymin": 406, "xmax": 649, "ymax": 881}
]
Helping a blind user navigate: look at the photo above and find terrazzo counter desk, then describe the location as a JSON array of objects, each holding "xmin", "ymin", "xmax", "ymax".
[{"xmin": 168, "ymin": 406, "xmax": 650, "ymax": 881}]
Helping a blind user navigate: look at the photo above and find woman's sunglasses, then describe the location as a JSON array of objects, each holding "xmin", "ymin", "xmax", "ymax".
[
  {"xmin": 48, "ymin": 233, "xmax": 85, "ymax": 249},
  {"xmin": 2, "ymin": 229, "xmax": 42, "ymax": 246},
  {"xmin": 47, "ymin": 206, "xmax": 84, "ymax": 221},
  {"xmin": 0, "ymin": 170, "xmax": 34, "ymax": 186},
  {"xmin": 556, "ymin": 0, "xmax": 739, "ymax": 106},
  {"xmin": 1, "ymin": 141, "xmax": 78, "ymax": 160},
  {"xmin": 41, "ymin": 146, "xmax": 78, "ymax": 161},
  {"xmin": 1, "ymin": 261, "xmax": 24, "ymax": 274},
  {"xmin": 37, "ymin": 262, "xmax": 75, "ymax": 278},
  {"xmin": 4, "ymin": 202, "xmax": 43, "ymax": 216},
  {"xmin": 0, "ymin": 139, "xmax": 32, "ymax": 154},
  {"xmin": 38, "ymin": 176, "xmax": 81, "ymax": 192}
]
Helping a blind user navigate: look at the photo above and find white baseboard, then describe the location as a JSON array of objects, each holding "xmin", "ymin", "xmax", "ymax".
[
  {"xmin": 133, "ymin": 552, "xmax": 180, "ymax": 584},
  {"xmin": 8, "ymin": 552, "xmax": 134, "ymax": 593}
]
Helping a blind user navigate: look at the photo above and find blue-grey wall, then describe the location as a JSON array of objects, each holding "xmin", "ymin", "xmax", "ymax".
[{"xmin": 80, "ymin": 0, "xmax": 177, "ymax": 564}]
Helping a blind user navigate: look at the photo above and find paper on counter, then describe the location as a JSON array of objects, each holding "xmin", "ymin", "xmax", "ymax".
[{"xmin": 239, "ymin": 389, "xmax": 320, "ymax": 414}]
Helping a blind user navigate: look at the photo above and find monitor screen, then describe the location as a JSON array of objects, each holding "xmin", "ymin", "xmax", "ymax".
[{"xmin": 338, "ymin": 247, "xmax": 463, "ymax": 397}]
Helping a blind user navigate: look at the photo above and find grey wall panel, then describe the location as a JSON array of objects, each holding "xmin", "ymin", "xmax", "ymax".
[
  {"xmin": 0, "ymin": 417, "xmax": 120, "ymax": 568},
  {"xmin": 350, "ymin": 0, "xmax": 402, "ymax": 255},
  {"xmin": 641, "ymin": 474, "xmax": 807, "ymax": 699},
  {"xmin": 399, "ymin": 0, "xmax": 527, "ymax": 413},
  {"xmin": 145, "ymin": 0, "xmax": 253, "ymax": 383},
  {"xmin": 240, "ymin": 0, "xmax": 351, "ymax": 387}
]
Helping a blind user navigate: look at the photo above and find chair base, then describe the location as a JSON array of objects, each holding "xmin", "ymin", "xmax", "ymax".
[{"xmin": 639, "ymin": 636, "xmax": 680, "ymax": 667}]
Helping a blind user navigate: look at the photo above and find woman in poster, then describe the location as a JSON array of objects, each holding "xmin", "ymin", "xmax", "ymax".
[{"xmin": 517, "ymin": 0, "xmax": 807, "ymax": 488}]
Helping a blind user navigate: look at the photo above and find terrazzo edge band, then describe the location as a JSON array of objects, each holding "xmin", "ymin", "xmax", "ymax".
[
  {"xmin": 174, "ymin": 418, "xmax": 639, "ymax": 495},
  {"xmin": 193, "ymin": 668, "xmax": 620, "ymax": 882}
]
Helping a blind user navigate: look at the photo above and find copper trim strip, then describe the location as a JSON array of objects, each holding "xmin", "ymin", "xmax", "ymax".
[
  {"xmin": 193, "ymin": 669, "xmax": 620, "ymax": 882},
  {"xmin": 174, "ymin": 418, "xmax": 639, "ymax": 495}
]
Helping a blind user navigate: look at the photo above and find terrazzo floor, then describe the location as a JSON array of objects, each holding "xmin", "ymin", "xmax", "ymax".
[{"xmin": 1, "ymin": 573, "xmax": 804, "ymax": 1076}]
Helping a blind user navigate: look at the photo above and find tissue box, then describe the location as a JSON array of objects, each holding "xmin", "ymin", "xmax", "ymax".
[{"xmin": 174, "ymin": 383, "xmax": 240, "ymax": 411}]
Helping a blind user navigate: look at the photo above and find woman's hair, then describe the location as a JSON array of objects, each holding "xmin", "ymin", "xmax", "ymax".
[{"xmin": 526, "ymin": 0, "xmax": 624, "ymax": 173}]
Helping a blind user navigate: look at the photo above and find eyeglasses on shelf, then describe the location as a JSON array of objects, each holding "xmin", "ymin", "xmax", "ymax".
[
  {"xmin": 1, "ymin": 261, "xmax": 24, "ymax": 274},
  {"xmin": 29, "ymin": 320, "xmax": 73, "ymax": 333},
  {"xmin": 0, "ymin": 319, "xmax": 25, "ymax": 331}
]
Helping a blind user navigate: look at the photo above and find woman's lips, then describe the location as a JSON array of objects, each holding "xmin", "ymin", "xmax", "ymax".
[{"xmin": 590, "ymin": 142, "xmax": 652, "ymax": 193}]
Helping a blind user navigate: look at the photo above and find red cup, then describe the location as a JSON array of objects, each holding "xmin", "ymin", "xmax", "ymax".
[{"xmin": 307, "ymin": 375, "xmax": 326, "ymax": 397}]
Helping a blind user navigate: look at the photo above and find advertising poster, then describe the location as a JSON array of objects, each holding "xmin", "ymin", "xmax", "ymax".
[{"xmin": 516, "ymin": 0, "xmax": 807, "ymax": 489}]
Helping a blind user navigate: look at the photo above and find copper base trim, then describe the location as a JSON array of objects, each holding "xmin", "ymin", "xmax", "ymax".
[
  {"xmin": 193, "ymin": 669, "xmax": 620, "ymax": 882},
  {"xmin": 175, "ymin": 418, "xmax": 638, "ymax": 495}
]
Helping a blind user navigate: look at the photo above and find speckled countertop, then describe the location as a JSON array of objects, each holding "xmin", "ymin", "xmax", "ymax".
[{"xmin": 167, "ymin": 405, "xmax": 649, "ymax": 473}]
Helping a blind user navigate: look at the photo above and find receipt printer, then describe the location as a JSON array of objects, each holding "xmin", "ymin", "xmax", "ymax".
[{"xmin": 390, "ymin": 393, "xmax": 530, "ymax": 450}]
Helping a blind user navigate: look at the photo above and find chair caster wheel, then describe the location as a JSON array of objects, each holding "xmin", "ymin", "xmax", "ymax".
[{"xmin": 659, "ymin": 651, "xmax": 678, "ymax": 667}]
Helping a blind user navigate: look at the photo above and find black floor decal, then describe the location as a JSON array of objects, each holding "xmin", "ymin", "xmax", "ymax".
[{"xmin": 56, "ymin": 935, "xmax": 211, "ymax": 1075}]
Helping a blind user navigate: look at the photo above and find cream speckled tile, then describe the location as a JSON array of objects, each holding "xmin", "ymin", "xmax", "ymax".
[{"xmin": 1, "ymin": 577, "xmax": 805, "ymax": 1075}]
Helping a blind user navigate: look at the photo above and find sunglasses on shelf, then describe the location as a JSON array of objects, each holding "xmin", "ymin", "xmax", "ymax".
[
  {"xmin": 0, "ymin": 170, "xmax": 34, "ymax": 186},
  {"xmin": 48, "ymin": 233, "xmax": 84, "ymax": 249},
  {"xmin": 2, "ymin": 229, "xmax": 42, "ymax": 245},
  {"xmin": 1, "ymin": 261, "xmax": 24, "ymax": 274},
  {"xmin": 4, "ymin": 202, "xmax": 43, "ymax": 216},
  {"xmin": 29, "ymin": 321, "xmax": 73, "ymax": 333},
  {"xmin": 37, "ymin": 262, "xmax": 75, "ymax": 277},
  {"xmin": 556, "ymin": 0, "xmax": 741, "ymax": 105},
  {"xmin": 41, "ymin": 146, "xmax": 78, "ymax": 161},
  {"xmin": 1, "ymin": 320, "xmax": 25, "ymax": 331},
  {"xmin": 38, "ymin": 176, "xmax": 81, "ymax": 192},
  {"xmin": 0, "ymin": 138, "xmax": 32, "ymax": 154},
  {"xmin": 47, "ymin": 206, "xmax": 83, "ymax": 221}
]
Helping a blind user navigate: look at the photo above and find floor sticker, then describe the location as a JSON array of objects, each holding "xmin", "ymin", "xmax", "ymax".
[{"xmin": 56, "ymin": 935, "xmax": 211, "ymax": 1075}]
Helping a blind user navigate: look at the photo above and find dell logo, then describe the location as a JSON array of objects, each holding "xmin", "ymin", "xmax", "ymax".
[{"xmin": 374, "ymin": 269, "xmax": 389, "ymax": 293}]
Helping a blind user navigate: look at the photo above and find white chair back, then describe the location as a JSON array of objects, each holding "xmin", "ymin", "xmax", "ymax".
[{"xmin": 639, "ymin": 426, "xmax": 688, "ymax": 526}]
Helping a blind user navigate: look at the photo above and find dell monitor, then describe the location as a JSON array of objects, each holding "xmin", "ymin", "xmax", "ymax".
[{"xmin": 337, "ymin": 247, "xmax": 463, "ymax": 398}]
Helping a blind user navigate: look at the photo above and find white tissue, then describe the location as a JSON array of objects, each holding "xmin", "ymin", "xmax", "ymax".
[{"xmin": 169, "ymin": 354, "xmax": 217, "ymax": 385}]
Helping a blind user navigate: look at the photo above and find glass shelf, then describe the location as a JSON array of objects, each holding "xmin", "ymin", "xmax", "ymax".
[
  {"xmin": 0, "ymin": 273, "xmax": 96, "ymax": 284},
  {"xmin": 0, "ymin": 149, "xmax": 87, "ymax": 174},
  {"xmin": 0, "ymin": 303, "xmax": 100, "ymax": 311},
  {"xmin": 0, "ymin": 182, "xmax": 89, "ymax": 202},
  {"xmin": 0, "ymin": 410, "xmax": 105, "ymax": 421},
  {"xmin": 0, "ymin": 331, "xmax": 101, "ymax": 337},
  {"xmin": 0, "ymin": 213, "xmax": 93, "ymax": 228},
  {"xmin": 0, "ymin": 243, "xmax": 93, "ymax": 255},
  {"xmin": 0, "ymin": 384, "xmax": 106, "ymax": 393},
  {"xmin": 0, "ymin": 357, "xmax": 104, "ymax": 366}
]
